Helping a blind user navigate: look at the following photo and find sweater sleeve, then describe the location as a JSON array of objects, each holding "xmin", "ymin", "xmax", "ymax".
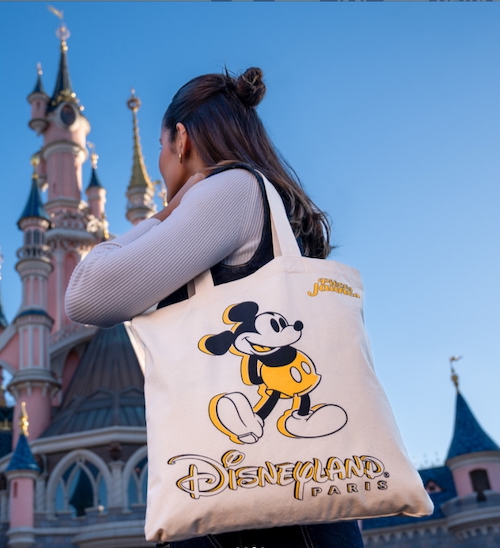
[{"xmin": 65, "ymin": 169, "xmax": 263, "ymax": 328}]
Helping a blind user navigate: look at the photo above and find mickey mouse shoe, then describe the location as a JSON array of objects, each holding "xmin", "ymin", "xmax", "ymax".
[
  {"xmin": 209, "ymin": 392, "xmax": 264, "ymax": 444},
  {"xmin": 280, "ymin": 404, "xmax": 348, "ymax": 438}
]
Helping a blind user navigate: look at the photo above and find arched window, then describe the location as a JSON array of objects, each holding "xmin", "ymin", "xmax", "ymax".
[
  {"xmin": 54, "ymin": 458, "xmax": 108, "ymax": 516},
  {"xmin": 25, "ymin": 231, "xmax": 32, "ymax": 245},
  {"xmin": 33, "ymin": 231, "xmax": 40, "ymax": 244},
  {"xmin": 470, "ymin": 468, "xmax": 490, "ymax": 502},
  {"xmin": 127, "ymin": 456, "xmax": 148, "ymax": 506}
]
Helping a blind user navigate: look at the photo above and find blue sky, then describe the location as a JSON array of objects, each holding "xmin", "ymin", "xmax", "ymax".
[{"xmin": 1, "ymin": 2, "xmax": 499, "ymax": 466}]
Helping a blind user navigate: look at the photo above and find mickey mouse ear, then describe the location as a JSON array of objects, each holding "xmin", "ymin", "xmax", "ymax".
[
  {"xmin": 199, "ymin": 331, "xmax": 236, "ymax": 356},
  {"xmin": 226, "ymin": 301, "xmax": 259, "ymax": 323}
]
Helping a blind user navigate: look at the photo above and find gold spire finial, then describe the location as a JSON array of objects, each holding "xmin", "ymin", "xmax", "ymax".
[
  {"xmin": 37, "ymin": 62, "xmax": 43, "ymax": 76},
  {"xmin": 127, "ymin": 88, "xmax": 141, "ymax": 113},
  {"xmin": 19, "ymin": 402, "xmax": 29, "ymax": 437},
  {"xmin": 87, "ymin": 141, "xmax": 99, "ymax": 169},
  {"xmin": 449, "ymin": 356, "xmax": 462, "ymax": 391},
  {"xmin": 126, "ymin": 89, "xmax": 154, "ymax": 192},
  {"xmin": 30, "ymin": 153, "xmax": 40, "ymax": 179}
]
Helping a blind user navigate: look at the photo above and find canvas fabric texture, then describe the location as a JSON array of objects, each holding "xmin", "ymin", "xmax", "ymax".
[{"xmin": 130, "ymin": 173, "xmax": 433, "ymax": 544}]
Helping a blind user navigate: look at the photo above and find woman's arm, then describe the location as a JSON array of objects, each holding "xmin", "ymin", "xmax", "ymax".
[{"xmin": 65, "ymin": 169, "xmax": 263, "ymax": 328}]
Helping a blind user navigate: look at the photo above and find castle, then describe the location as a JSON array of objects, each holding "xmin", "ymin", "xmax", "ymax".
[{"xmin": 0, "ymin": 19, "xmax": 499, "ymax": 548}]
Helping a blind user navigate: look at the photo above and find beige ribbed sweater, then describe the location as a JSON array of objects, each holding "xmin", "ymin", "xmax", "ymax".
[{"xmin": 65, "ymin": 169, "xmax": 264, "ymax": 328}]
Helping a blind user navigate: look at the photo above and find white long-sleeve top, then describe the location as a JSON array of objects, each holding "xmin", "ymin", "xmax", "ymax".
[{"xmin": 65, "ymin": 169, "xmax": 264, "ymax": 328}]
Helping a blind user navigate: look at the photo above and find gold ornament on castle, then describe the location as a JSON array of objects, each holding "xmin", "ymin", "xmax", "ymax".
[{"xmin": 19, "ymin": 402, "xmax": 29, "ymax": 437}]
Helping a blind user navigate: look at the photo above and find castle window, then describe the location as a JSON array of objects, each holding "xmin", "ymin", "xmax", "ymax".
[
  {"xmin": 470, "ymin": 468, "xmax": 490, "ymax": 502},
  {"xmin": 25, "ymin": 231, "xmax": 32, "ymax": 245},
  {"xmin": 33, "ymin": 231, "xmax": 40, "ymax": 244},
  {"xmin": 425, "ymin": 480, "xmax": 443, "ymax": 494},
  {"xmin": 54, "ymin": 458, "xmax": 108, "ymax": 516},
  {"xmin": 127, "ymin": 456, "xmax": 148, "ymax": 506}
]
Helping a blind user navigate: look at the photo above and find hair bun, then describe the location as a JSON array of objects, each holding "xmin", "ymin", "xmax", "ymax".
[{"xmin": 234, "ymin": 67, "xmax": 266, "ymax": 108}]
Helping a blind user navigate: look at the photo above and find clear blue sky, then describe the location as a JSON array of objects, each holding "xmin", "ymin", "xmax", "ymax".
[{"xmin": 1, "ymin": 2, "xmax": 499, "ymax": 466}]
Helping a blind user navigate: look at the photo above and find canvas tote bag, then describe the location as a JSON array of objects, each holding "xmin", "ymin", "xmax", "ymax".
[{"xmin": 130, "ymin": 170, "xmax": 433, "ymax": 543}]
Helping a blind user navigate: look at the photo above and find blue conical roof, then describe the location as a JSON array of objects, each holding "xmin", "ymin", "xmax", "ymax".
[
  {"xmin": 6, "ymin": 434, "xmax": 40, "ymax": 473},
  {"xmin": 48, "ymin": 42, "xmax": 74, "ymax": 112},
  {"xmin": 30, "ymin": 72, "xmax": 47, "ymax": 96},
  {"xmin": 17, "ymin": 177, "xmax": 51, "ymax": 227},
  {"xmin": 86, "ymin": 167, "xmax": 104, "ymax": 190},
  {"xmin": 446, "ymin": 391, "xmax": 500, "ymax": 460}
]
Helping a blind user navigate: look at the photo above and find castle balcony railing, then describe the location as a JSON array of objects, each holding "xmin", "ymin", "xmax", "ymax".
[
  {"xmin": 16, "ymin": 244, "xmax": 52, "ymax": 261},
  {"xmin": 442, "ymin": 490, "xmax": 500, "ymax": 538}
]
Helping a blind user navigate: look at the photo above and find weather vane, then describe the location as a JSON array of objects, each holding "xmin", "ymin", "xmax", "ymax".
[
  {"xmin": 449, "ymin": 356, "xmax": 462, "ymax": 391},
  {"xmin": 48, "ymin": 5, "xmax": 70, "ymax": 43}
]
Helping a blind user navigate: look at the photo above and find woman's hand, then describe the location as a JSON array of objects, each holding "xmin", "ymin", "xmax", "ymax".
[{"xmin": 152, "ymin": 172, "xmax": 206, "ymax": 222}]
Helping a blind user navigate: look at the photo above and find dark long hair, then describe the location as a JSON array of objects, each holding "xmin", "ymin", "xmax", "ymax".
[{"xmin": 162, "ymin": 67, "xmax": 332, "ymax": 259}]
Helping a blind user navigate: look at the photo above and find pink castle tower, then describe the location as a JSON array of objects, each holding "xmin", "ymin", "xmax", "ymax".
[
  {"xmin": 0, "ymin": 18, "xmax": 107, "ymax": 447},
  {"xmin": 30, "ymin": 19, "xmax": 106, "ymax": 335},
  {"xmin": 125, "ymin": 91, "xmax": 157, "ymax": 225},
  {"xmin": 4, "ymin": 403, "xmax": 40, "ymax": 548},
  {"xmin": 7, "ymin": 156, "xmax": 59, "ymax": 445}
]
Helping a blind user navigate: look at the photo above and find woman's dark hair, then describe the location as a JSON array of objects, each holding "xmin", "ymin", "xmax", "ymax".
[{"xmin": 162, "ymin": 67, "xmax": 332, "ymax": 259}]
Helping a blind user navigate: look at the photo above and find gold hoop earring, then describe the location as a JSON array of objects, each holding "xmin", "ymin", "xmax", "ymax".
[{"xmin": 179, "ymin": 152, "xmax": 183, "ymax": 164}]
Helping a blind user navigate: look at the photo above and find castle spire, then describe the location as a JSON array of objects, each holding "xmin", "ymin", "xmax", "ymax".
[
  {"xmin": 5, "ymin": 403, "xmax": 39, "ymax": 548},
  {"xmin": 30, "ymin": 63, "xmax": 47, "ymax": 97},
  {"xmin": 6, "ymin": 403, "xmax": 39, "ymax": 473},
  {"xmin": 125, "ymin": 89, "xmax": 156, "ymax": 225},
  {"xmin": 85, "ymin": 143, "xmax": 107, "ymax": 231},
  {"xmin": 17, "ymin": 156, "xmax": 51, "ymax": 228},
  {"xmin": 446, "ymin": 364, "xmax": 499, "ymax": 460},
  {"xmin": 47, "ymin": 13, "xmax": 80, "ymax": 112},
  {"xmin": 28, "ymin": 64, "xmax": 50, "ymax": 135},
  {"xmin": 86, "ymin": 142, "xmax": 104, "ymax": 190}
]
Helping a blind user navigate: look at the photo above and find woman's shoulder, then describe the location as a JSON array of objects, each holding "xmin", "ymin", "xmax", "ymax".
[
  {"xmin": 207, "ymin": 166, "xmax": 261, "ymax": 188},
  {"xmin": 184, "ymin": 167, "xmax": 262, "ymax": 207}
]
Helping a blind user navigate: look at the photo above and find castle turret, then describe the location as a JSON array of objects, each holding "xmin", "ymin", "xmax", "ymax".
[
  {"xmin": 125, "ymin": 90, "xmax": 156, "ymax": 225},
  {"xmin": 8, "ymin": 159, "xmax": 60, "ymax": 443},
  {"xmin": 445, "ymin": 388, "xmax": 500, "ymax": 497},
  {"xmin": 441, "ymin": 359, "xmax": 500, "ymax": 538},
  {"xmin": 85, "ymin": 144, "xmax": 107, "ymax": 222},
  {"xmin": 34, "ymin": 21, "xmax": 97, "ymax": 333},
  {"xmin": 27, "ymin": 64, "xmax": 49, "ymax": 136},
  {"xmin": 5, "ymin": 403, "xmax": 39, "ymax": 548}
]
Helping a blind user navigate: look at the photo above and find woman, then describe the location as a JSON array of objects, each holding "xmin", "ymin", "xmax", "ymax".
[{"xmin": 66, "ymin": 67, "xmax": 364, "ymax": 548}]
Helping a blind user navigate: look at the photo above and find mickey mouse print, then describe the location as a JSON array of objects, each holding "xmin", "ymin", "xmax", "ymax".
[{"xmin": 198, "ymin": 301, "xmax": 348, "ymax": 444}]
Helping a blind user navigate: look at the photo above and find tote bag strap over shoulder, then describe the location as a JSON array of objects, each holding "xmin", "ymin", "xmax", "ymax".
[
  {"xmin": 194, "ymin": 163, "xmax": 302, "ymax": 293},
  {"xmin": 193, "ymin": 164, "xmax": 301, "ymax": 294}
]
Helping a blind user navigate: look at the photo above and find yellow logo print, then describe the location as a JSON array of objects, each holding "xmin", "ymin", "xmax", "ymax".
[
  {"xmin": 169, "ymin": 450, "xmax": 387, "ymax": 501},
  {"xmin": 307, "ymin": 278, "xmax": 360, "ymax": 298}
]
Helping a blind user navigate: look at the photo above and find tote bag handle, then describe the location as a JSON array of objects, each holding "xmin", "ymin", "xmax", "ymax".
[{"xmin": 193, "ymin": 167, "xmax": 302, "ymax": 295}]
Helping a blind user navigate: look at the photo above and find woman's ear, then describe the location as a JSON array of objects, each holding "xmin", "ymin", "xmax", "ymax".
[{"xmin": 176, "ymin": 123, "xmax": 189, "ymax": 156}]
